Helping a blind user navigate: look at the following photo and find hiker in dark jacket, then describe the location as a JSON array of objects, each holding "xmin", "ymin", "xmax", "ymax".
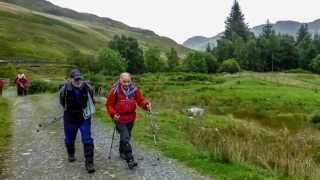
[
  {"xmin": 106, "ymin": 72, "xmax": 151, "ymax": 169},
  {"xmin": 59, "ymin": 69, "xmax": 95, "ymax": 173}
]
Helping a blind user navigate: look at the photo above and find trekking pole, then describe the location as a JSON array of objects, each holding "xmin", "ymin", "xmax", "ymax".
[
  {"xmin": 148, "ymin": 108, "xmax": 160, "ymax": 162},
  {"xmin": 148, "ymin": 110, "xmax": 157, "ymax": 146},
  {"xmin": 37, "ymin": 114, "xmax": 64, "ymax": 132},
  {"xmin": 108, "ymin": 125, "xmax": 116, "ymax": 159}
]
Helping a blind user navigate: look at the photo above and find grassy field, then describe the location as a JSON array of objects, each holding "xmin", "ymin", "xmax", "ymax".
[
  {"xmin": 14, "ymin": 64, "xmax": 70, "ymax": 81},
  {"xmin": 5, "ymin": 66, "xmax": 320, "ymax": 179},
  {"xmin": 94, "ymin": 72, "xmax": 320, "ymax": 179},
  {"xmin": 0, "ymin": 97, "xmax": 11, "ymax": 177}
]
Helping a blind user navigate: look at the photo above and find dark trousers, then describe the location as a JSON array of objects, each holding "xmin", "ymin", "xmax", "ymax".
[
  {"xmin": 64, "ymin": 118, "xmax": 94, "ymax": 145},
  {"xmin": 116, "ymin": 122, "xmax": 134, "ymax": 160},
  {"xmin": 17, "ymin": 87, "xmax": 27, "ymax": 96},
  {"xmin": 0, "ymin": 87, "xmax": 2, "ymax": 96}
]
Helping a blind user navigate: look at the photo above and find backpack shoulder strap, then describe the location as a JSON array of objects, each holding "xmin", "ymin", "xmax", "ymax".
[
  {"xmin": 113, "ymin": 86, "xmax": 119, "ymax": 104},
  {"xmin": 59, "ymin": 82, "xmax": 71, "ymax": 110}
]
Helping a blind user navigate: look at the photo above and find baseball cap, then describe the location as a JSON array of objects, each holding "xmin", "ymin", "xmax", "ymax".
[{"xmin": 69, "ymin": 69, "xmax": 83, "ymax": 80}]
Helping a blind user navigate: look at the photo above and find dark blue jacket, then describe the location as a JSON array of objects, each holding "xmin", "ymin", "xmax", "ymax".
[{"xmin": 59, "ymin": 82, "xmax": 94, "ymax": 122}]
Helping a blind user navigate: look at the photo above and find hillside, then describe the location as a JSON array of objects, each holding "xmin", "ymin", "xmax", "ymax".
[
  {"xmin": 184, "ymin": 19, "xmax": 320, "ymax": 51},
  {"xmin": 0, "ymin": 0, "xmax": 190, "ymax": 61}
]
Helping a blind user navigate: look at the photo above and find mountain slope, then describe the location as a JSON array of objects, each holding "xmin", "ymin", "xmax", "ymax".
[
  {"xmin": 0, "ymin": 0, "xmax": 190, "ymax": 61},
  {"xmin": 184, "ymin": 19, "xmax": 320, "ymax": 51}
]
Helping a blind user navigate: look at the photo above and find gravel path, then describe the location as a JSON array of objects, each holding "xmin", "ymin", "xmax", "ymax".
[{"xmin": 3, "ymin": 94, "xmax": 210, "ymax": 180}]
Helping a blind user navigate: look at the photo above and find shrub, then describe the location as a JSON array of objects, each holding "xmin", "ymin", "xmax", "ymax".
[
  {"xmin": 205, "ymin": 53, "xmax": 219, "ymax": 74},
  {"xmin": 310, "ymin": 55, "xmax": 320, "ymax": 74},
  {"xmin": 218, "ymin": 58, "xmax": 241, "ymax": 73},
  {"xmin": 28, "ymin": 80, "xmax": 58, "ymax": 94},
  {"xmin": 310, "ymin": 111, "xmax": 320, "ymax": 124},
  {"xmin": 183, "ymin": 52, "xmax": 208, "ymax": 73}
]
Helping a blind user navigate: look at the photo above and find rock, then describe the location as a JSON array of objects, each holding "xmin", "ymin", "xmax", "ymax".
[
  {"xmin": 185, "ymin": 107, "xmax": 204, "ymax": 117},
  {"xmin": 21, "ymin": 152, "xmax": 31, "ymax": 156}
]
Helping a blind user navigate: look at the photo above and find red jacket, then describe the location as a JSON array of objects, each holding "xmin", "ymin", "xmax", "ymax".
[
  {"xmin": 15, "ymin": 78, "xmax": 29, "ymax": 88},
  {"xmin": 0, "ymin": 80, "xmax": 4, "ymax": 89},
  {"xmin": 106, "ymin": 84, "xmax": 148, "ymax": 123}
]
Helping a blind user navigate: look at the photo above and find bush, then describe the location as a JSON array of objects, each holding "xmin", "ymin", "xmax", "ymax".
[
  {"xmin": 218, "ymin": 58, "xmax": 241, "ymax": 73},
  {"xmin": 310, "ymin": 111, "xmax": 320, "ymax": 124},
  {"xmin": 28, "ymin": 80, "xmax": 58, "ymax": 94},
  {"xmin": 205, "ymin": 53, "xmax": 219, "ymax": 74},
  {"xmin": 310, "ymin": 55, "xmax": 320, "ymax": 74},
  {"xmin": 183, "ymin": 52, "xmax": 208, "ymax": 73}
]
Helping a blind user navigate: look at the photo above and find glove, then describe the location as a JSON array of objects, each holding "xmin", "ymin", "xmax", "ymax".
[
  {"xmin": 146, "ymin": 102, "xmax": 151, "ymax": 112},
  {"xmin": 113, "ymin": 113, "xmax": 120, "ymax": 123}
]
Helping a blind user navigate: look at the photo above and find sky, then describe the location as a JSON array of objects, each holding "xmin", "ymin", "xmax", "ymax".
[{"xmin": 48, "ymin": 0, "xmax": 320, "ymax": 44}]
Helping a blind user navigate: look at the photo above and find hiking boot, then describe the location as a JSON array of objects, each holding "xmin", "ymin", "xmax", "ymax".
[
  {"xmin": 86, "ymin": 163, "xmax": 95, "ymax": 173},
  {"xmin": 127, "ymin": 159, "xmax": 138, "ymax": 169},
  {"xmin": 84, "ymin": 144, "xmax": 95, "ymax": 173},
  {"xmin": 66, "ymin": 144, "xmax": 76, "ymax": 162}
]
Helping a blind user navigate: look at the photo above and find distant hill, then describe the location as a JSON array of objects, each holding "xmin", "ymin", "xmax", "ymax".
[
  {"xmin": 183, "ymin": 19, "xmax": 320, "ymax": 51},
  {"xmin": 0, "ymin": 0, "xmax": 190, "ymax": 61}
]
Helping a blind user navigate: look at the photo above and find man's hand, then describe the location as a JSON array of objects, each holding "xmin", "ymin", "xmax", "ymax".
[
  {"xmin": 114, "ymin": 113, "xmax": 120, "ymax": 123},
  {"xmin": 146, "ymin": 102, "xmax": 152, "ymax": 112}
]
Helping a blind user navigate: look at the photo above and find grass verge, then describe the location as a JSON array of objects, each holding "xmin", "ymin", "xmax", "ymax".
[{"xmin": 0, "ymin": 97, "xmax": 12, "ymax": 177}]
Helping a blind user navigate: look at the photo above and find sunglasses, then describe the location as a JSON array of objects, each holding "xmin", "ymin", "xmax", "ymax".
[{"xmin": 74, "ymin": 78, "xmax": 82, "ymax": 82}]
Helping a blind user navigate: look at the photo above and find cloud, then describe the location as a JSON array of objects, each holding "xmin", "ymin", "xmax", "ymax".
[{"xmin": 48, "ymin": 0, "xmax": 319, "ymax": 44}]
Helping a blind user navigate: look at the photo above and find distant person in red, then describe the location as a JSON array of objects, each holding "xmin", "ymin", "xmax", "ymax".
[
  {"xmin": 15, "ymin": 74, "xmax": 29, "ymax": 96},
  {"xmin": 0, "ymin": 79, "xmax": 4, "ymax": 96},
  {"xmin": 15, "ymin": 74, "xmax": 22, "ymax": 96}
]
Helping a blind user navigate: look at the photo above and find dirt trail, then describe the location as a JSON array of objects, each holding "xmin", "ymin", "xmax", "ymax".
[{"xmin": 3, "ymin": 94, "xmax": 209, "ymax": 180}]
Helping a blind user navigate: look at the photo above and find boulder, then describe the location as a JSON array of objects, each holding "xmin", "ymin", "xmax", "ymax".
[{"xmin": 186, "ymin": 107, "xmax": 204, "ymax": 117}]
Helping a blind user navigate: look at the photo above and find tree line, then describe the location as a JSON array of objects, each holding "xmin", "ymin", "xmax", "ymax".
[
  {"xmin": 70, "ymin": 0, "xmax": 320, "ymax": 75},
  {"xmin": 211, "ymin": 0, "xmax": 320, "ymax": 73},
  {"xmin": 69, "ymin": 34, "xmax": 237, "ymax": 75}
]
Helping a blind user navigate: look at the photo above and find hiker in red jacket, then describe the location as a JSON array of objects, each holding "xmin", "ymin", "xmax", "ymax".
[
  {"xmin": 0, "ymin": 79, "xmax": 4, "ymax": 96},
  {"xmin": 106, "ymin": 72, "xmax": 151, "ymax": 169},
  {"xmin": 15, "ymin": 74, "xmax": 29, "ymax": 96},
  {"xmin": 15, "ymin": 74, "xmax": 22, "ymax": 96}
]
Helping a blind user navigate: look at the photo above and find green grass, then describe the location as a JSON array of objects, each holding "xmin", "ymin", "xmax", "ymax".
[
  {"xmin": 0, "ymin": 97, "xmax": 12, "ymax": 176},
  {"xmin": 96, "ymin": 107, "xmax": 283, "ymax": 179},
  {"xmin": 0, "ymin": 2, "xmax": 189, "ymax": 61},
  {"xmin": 0, "ymin": 8, "xmax": 107, "ymax": 61},
  {"xmin": 95, "ymin": 72, "xmax": 320, "ymax": 179},
  {"xmin": 15, "ymin": 64, "xmax": 70, "ymax": 81}
]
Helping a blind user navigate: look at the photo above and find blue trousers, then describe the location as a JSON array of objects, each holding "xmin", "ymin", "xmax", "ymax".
[{"xmin": 64, "ymin": 118, "xmax": 94, "ymax": 145}]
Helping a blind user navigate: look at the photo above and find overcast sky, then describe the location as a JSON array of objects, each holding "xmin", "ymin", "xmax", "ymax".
[{"xmin": 48, "ymin": 0, "xmax": 319, "ymax": 44}]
